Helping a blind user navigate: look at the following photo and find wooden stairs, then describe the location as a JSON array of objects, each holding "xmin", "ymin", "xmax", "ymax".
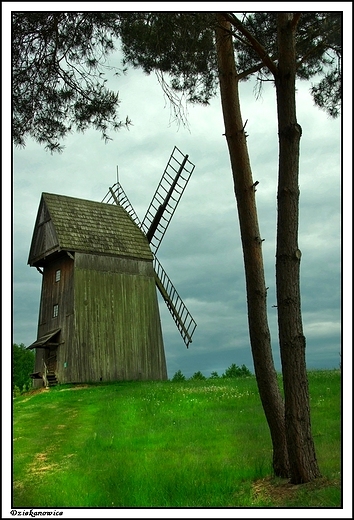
[{"xmin": 46, "ymin": 371, "xmax": 59, "ymax": 387}]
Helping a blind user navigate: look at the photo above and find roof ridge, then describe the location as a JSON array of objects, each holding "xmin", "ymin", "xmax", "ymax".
[{"xmin": 28, "ymin": 193, "xmax": 153, "ymax": 265}]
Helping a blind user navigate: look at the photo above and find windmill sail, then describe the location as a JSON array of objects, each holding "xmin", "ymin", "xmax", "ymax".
[
  {"xmin": 102, "ymin": 183, "xmax": 142, "ymax": 227},
  {"xmin": 102, "ymin": 147, "xmax": 197, "ymax": 348},
  {"xmin": 141, "ymin": 146, "xmax": 195, "ymax": 255},
  {"xmin": 153, "ymin": 257, "xmax": 196, "ymax": 348}
]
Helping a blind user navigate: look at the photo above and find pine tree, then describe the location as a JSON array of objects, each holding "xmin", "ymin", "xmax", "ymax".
[{"xmin": 224, "ymin": 10, "xmax": 338, "ymax": 483}]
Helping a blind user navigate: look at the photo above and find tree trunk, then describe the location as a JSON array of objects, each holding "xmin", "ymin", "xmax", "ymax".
[
  {"xmin": 275, "ymin": 13, "xmax": 321, "ymax": 484},
  {"xmin": 215, "ymin": 14, "xmax": 290, "ymax": 478}
]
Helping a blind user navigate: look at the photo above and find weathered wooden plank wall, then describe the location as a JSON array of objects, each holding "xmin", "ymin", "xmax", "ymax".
[
  {"xmin": 37, "ymin": 254, "xmax": 74, "ymax": 333},
  {"xmin": 59, "ymin": 253, "xmax": 167, "ymax": 383},
  {"xmin": 32, "ymin": 253, "xmax": 74, "ymax": 386}
]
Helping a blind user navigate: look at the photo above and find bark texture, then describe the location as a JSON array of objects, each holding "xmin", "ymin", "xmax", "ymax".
[
  {"xmin": 275, "ymin": 13, "xmax": 321, "ymax": 483},
  {"xmin": 215, "ymin": 14, "xmax": 290, "ymax": 478}
]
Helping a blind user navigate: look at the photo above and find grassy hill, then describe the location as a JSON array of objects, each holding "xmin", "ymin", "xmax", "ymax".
[{"xmin": 13, "ymin": 370, "xmax": 341, "ymax": 507}]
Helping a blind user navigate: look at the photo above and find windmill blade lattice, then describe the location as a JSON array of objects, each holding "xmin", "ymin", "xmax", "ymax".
[
  {"xmin": 101, "ymin": 147, "xmax": 197, "ymax": 348},
  {"xmin": 141, "ymin": 146, "xmax": 195, "ymax": 255},
  {"xmin": 153, "ymin": 256, "xmax": 196, "ymax": 348},
  {"xmin": 102, "ymin": 183, "xmax": 142, "ymax": 227}
]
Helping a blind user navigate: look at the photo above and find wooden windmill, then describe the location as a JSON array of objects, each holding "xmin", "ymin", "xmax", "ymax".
[
  {"xmin": 27, "ymin": 146, "xmax": 196, "ymax": 387},
  {"xmin": 102, "ymin": 146, "xmax": 197, "ymax": 349}
]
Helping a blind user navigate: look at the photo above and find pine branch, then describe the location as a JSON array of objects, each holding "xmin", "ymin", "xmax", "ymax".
[
  {"xmin": 291, "ymin": 13, "xmax": 302, "ymax": 30},
  {"xmin": 237, "ymin": 61, "xmax": 264, "ymax": 81},
  {"xmin": 222, "ymin": 12, "xmax": 278, "ymax": 77}
]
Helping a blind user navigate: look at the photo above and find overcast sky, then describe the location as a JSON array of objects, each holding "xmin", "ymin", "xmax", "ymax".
[{"xmin": 7, "ymin": 5, "xmax": 348, "ymax": 381}]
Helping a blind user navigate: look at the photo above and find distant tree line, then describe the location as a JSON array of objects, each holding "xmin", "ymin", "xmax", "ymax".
[
  {"xmin": 13, "ymin": 343, "xmax": 34, "ymax": 396},
  {"xmin": 12, "ymin": 349, "xmax": 251, "ymax": 394},
  {"xmin": 171, "ymin": 364, "xmax": 252, "ymax": 381}
]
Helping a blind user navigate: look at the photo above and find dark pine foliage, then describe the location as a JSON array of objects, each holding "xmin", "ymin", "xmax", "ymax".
[
  {"xmin": 118, "ymin": 13, "xmax": 218, "ymax": 105},
  {"xmin": 231, "ymin": 12, "xmax": 341, "ymax": 117},
  {"xmin": 12, "ymin": 12, "xmax": 341, "ymax": 152},
  {"xmin": 12, "ymin": 12, "xmax": 129, "ymax": 152}
]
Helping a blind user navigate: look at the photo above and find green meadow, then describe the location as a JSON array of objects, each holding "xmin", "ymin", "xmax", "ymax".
[{"xmin": 13, "ymin": 370, "xmax": 341, "ymax": 508}]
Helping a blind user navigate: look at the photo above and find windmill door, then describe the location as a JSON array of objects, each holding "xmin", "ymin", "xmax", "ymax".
[{"xmin": 45, "ymin": 347, "xmax": 57, "ymax": 374}]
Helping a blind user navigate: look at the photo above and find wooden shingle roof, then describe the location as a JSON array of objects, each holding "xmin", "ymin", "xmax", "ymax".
[{"xmin": 28, "ymin": 193, "xmax": 153, "ymax": 266}]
